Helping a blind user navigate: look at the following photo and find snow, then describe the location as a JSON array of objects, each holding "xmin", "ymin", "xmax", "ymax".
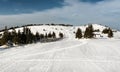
[
  {"xmin": 92, "ymin": 24, "xmax": 107, "ymax": 31},
  {"xmin": 0, "ymin": 24, "xmax": 120, "ymax": 72}
]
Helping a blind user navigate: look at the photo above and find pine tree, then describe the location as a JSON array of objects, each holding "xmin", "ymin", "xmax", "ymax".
[
  {"xmin": 84, "ymin": 24, "xmax": 94, "ymax": 38},
  {"xmin": 40, "ymin": 34, "xmax": 44, "ymax": 39},
  {"xmin": 11, "ymin": 28, "xmax": 18, "ymax": 44},
  {"xmin": 59, "ymin": 32, "xmax": 63, "ymax": 38},
  {"xmin": 8, "ymin": 32, "xmax": 12, "ymax": 41},
  {"xmin": 12, "ymin": 35, "xmax": 18, "ymax": 44},
  {"xmin": 76, "ymin": 28, "xmax": 82, "ymax": 39},
  {"xmin": 21, "ymin": 32, "xmax": 26, "ymax": 44},
  {"xmin": 84, "ymin": 27, "xmax": 88, "ymax": 38},
  {"xmin": 21, "ymin": 27, "xmax": 32, "ymax": 44},
  {"xmin": 48, "ymin": 32, "xmax": 52, "ymax": 38},
  {"xmin": 26, "ymin": 28, "xmax": 33, "ymax": 44},
  {"xmin": 45, "ymin": 33, "xmax": 48, "ymax": 39},
  {"xmin": 52, "ymin": 32, "xmax": 56, "ymax": 38},
  {"xmin": 102, "ymin": 28, "xmax": 109, "ymax": 34},
  {"xmin": 1, "ymin": 26, "xmax": 9, "ymax": 45},
  {"xmin": 17, "ymin": 30, "xmax": 22, "ymax": 44},
  {"xmin": 35, "ymin": 32, "xmax": 40, "ymax": 41},
  {"xmin": 108, "ymin": 29, "xmax": 113, "ymax": 38}
]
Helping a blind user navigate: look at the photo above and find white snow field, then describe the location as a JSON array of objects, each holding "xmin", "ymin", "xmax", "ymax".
[{"xmin": 0, "ymin": 24, "xmax": 120, "ymax": 72}]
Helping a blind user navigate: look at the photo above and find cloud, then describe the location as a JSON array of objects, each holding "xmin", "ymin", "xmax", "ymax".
[{"xmin": 0, "ymin": 0, "xmax": 120, "ymax": 29}]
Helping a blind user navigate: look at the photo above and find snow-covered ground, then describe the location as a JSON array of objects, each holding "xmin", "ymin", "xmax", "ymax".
[{"xmin": 0, "ymin": 24, "xmax": 120, "ymax": 72}]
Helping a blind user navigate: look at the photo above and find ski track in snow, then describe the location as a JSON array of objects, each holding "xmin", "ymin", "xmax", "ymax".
[
  {"xmin": 1, "ymin": 39, "xmax": 120, "ymax": 72},
  {"xmin": 0, "ymin": 39, "xmax": 87, "ymax": 72}
]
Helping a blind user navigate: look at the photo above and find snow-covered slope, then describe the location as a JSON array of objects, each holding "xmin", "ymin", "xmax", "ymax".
[
  {"xmin": 0, "ymin": 24, "xmax": 119, "ymax": 39},
  {"xmin": 0, "ymin": 24, "xmax": 120, "ymax": 72}
]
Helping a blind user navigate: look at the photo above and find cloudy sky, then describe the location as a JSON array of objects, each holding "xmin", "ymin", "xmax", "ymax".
[{"xmin": 0, "ymin": 0, "xmax": 120, "ymax": 30}]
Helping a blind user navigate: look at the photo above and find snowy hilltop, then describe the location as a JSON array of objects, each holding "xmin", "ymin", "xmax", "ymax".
[
  {"xmin": 0, "ymin": 23, "xmax": 120, "ymax": 48},
  {"xmin": 0, "ymin": 24, "xmax": 120, "ymax": 72}
]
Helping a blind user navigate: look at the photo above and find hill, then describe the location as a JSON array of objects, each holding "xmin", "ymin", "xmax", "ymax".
[{"xmin": 0, "ymin": 24, "xmax": 120, "ymax": 72}]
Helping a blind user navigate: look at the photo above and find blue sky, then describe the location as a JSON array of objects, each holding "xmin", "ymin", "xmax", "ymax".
[
  {"xmin": 0, "ymin": 0, "xmax": 120, "ymax": 30},
  {"xmin": 0, "ymin": 0, "xmax": 104, "ymax": 15},
  {"xmin": 0, "ymin": 0, "xmax": 64, "ymax": 14}
]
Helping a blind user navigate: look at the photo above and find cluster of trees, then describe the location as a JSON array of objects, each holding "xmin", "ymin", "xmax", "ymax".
[
  {"xmin": 75, "ymin": 24, "xmax": 113, "ymax": 39},
  {"xmin": 0, "ymin": 26, "xmax": 64, "ymax": 46},
  {"xmin": 76, "ymin": 25, "xmax": 94, "ymax": 39},
  {"xmin": 23, "ymin": 23, "xmax": 73, "ymax": 27},
  {"xmin": 102, "ymin": 28, "xmax": 113, "ymax": 38}
]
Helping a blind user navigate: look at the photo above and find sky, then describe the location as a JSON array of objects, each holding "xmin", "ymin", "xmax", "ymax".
[{"xmin": 0, "ymin": 0, "xmax": 120, "ymax": 30}]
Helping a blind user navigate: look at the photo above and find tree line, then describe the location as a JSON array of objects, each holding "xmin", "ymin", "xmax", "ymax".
[
  {"xmin": 0, "ymin": 26, "xmax": 64, "ymax": 46},
  {"xmin": 75, "ymin": 24, "xmax": 113, "ymax": 39}
]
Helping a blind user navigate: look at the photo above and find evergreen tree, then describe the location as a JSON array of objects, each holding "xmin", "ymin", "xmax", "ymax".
[
  {"xmin": 20, "ymin": 27, "xmax": 27, "ymax": 44},
  {"xmin": 59, "ymin": 32, "xmax": 63, "ymax": 38},
  {"xmin": 8, "ymin": 32, "xmax": 12, "ymax": 41},
  {"xmin": 1, "ymin": 26, "xmax": 9, "ymax": 45},
  {"xmin": 84, "ymin": 27, "xmax": 88, "ymax": 38},
  {"xmin": 20, "ymin": 27, "xmax": 34, "ymax": 44},
  {"xmin": 40, "ymin": 34, "xmax": 44, "ymax": 39},
  {"xmin": 11, "ymin": 28, "xmax": 18, "ymax": 44},
  {"xmin": 48, "ymin": 32, "xmax": 52, "ymax": 38},
  {"xmin": 21, "ymin": 32, "xmax": 26, "ymax": 44},
  {"xmin": 45, "ymin": 33, "xmax": 48, "ymax": 39},
  {"xmin": 17, "ymin": 30, "xmax": 22, "ymax": 44},
  {"xmin": 102, "ymin": 28, "xmax": 109, "ymax": 34},
  {"xmin": 30, "ymin": 33, "xmax": 34, "ymax": 43},
  {"xmin": 23, "ymin": 27, "xmax": 27, "ymax": 34},
  {"xmin": 108, "ymin": 29, "xmax": 113, "ymax": 38},
  {"xmin": 35, "ymin": 32, "xmax": 40, "ymax": 41},
  {"xmin": 84, "ymin": 24, "xmax": 94, "ymax": 38},
  {"xmin": 76, "ymin": 28, "xmax": 82, "ymax": 39},
  {"xmin": 26, "ymin": 28, "xmax": 33, "ymax": 44},
  {"xmin": 52, "ymin": 32, "xmax": 56, "ymax": 38}
]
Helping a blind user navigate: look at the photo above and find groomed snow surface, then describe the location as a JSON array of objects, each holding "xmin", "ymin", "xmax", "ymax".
[{"xmin": 0, "ymin": 24, "xmax": 120, "ymax": 72}]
